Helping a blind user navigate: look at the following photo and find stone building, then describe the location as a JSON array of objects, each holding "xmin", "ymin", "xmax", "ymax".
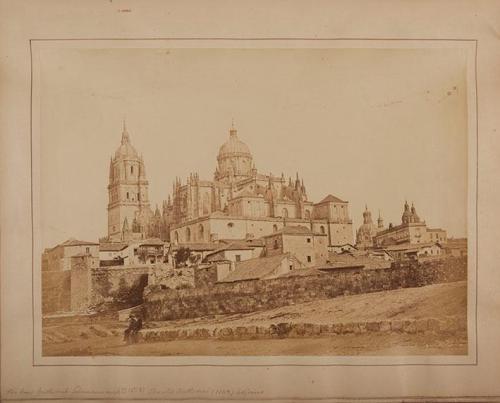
[
  {"xmin": 105, "ymin": 122, "xmax": 353, "ymax": 247},
  {"xmin": 373, "ymin": 201, "xmax": 447, "ymax": 248},
  {"xmin": 42, "ymin": 238, "xmax": 99, "ymax": 271},
  {"xmin": 262, "ymin": 225, "xmax": 328, "ymax": 267},
  {"xmin": 166, "ymin": 125, "xmax": 353, "ymax": 248},
  {"xmin": 107, "ymin": 122, "xmax": 166, "ymax": 242},
  {"xmin": 355, "ymin": 205, "xmax": 384, "ymax": 249}
]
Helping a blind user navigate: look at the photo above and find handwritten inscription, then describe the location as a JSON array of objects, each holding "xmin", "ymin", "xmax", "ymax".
[{"xmin": 6, "ymin": 386, "xmax": 265, "ymax": 399}]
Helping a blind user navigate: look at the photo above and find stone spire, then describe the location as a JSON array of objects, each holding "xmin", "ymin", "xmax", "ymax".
[
  {"xmin": 121, "ymin": 118, "xmax": 130, "ymax": 144},
  {"xmin": 377, "ymin": 210, "xmax": 384, "ymax": 228}
]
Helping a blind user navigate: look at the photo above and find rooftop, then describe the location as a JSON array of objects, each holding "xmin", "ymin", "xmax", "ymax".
[
  {"xmin": 174, "ymin": 243, "xmax": 220, "ymax": 251},
  {"xmin": 327, "ymin": 252, "xmax": 392, "ymax": 270},
  {"xmin": 316, "ymin": 194, "xmax": 347, "ymax": 204},
  {"xmin": 60, "ymin": 238, "xmax": 99, "ymax": 247},
  {"xmin": 219, "ymin": 254, "xmax": 290, "ymax": 283},
  {"xmin": 263, "ymin": 225, "xmax": 320, "ymax": 237},
  {"xmin": 99, "ymin": 242, "xmax": 128, "ymax": 252},
  {"xmin": 218, "ymin": 238, "xmax": 265, "ymax": 247}
]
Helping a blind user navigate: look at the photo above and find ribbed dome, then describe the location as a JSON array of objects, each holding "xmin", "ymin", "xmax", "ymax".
[{"xmin": 217, "ymin": 128, "xmax": 252, "ymax": 159}]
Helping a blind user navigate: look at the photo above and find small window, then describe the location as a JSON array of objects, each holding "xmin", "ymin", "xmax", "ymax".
[
  {"xmin": 307, "ymin": 238, "xmax": 311, "ymax": 243},
  {"xmin": 273, "ymin": 239, "xmax": 279, "ymax": 249},
  {"xmin": 85, "ymin": 247, "xmax": 90, "ymax": 254},
  {"xmin": 131, "ymin": 166, "xmax": 134, "ymax": 174},
  {"xmin": 126, "ymin": 192, "xmax": 129, "ymax": 199},
  {"xmin": 235, "ymin": 255, "xmax": 241, "ymax": 262},
  {"xmin": 137, "ymin": 193, "xmax": 140, "ymax": 201},
  {"xmin": 227, "ymin": 222, "xmax": 234, "ymax": 228},
  {"xmin": 289, "ymin": 265, "xmax": 293, "ymax": 271},
  {"xmin": 307, "ymin": 256, "xmax": 312, "ymax": 263}
]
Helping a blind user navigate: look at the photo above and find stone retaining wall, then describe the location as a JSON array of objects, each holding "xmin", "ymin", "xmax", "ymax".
[
  {"xmin": 144, "ymin": 257, "xmax": 467, "ymax": 321},
  {"xmin": 137, "ymin": 316, "xmax": 467, "ymax": 343}
]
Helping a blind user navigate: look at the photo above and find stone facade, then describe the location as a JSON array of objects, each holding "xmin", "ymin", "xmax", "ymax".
[
  {"xmin": 107, "ymin": 123, "xmax": 167, "ymax": 242},
  {"xmin": 164, "ymin": 126, "xmax": 352, "ymax": 246},
  {"xmin": 42, "ymin": 239, "xmax": 99, "ymax": 271},
  {"xmin": 356, "ymin": 206, "xmax": 383, "ymax": 249},
  {"xmin": 373, "ymin": 201, "xmax": 447, "ymax": 248},
  {"xmin": 144, "ymin": 257, "xmax": 467, "ymax": 321},
  {"xmin": 263, "ymin": 225, "xmax": 328, "ymax": 267},
  {"xmin": 104, "ymin": 123, "xmax": 354, "ymax": 246}
]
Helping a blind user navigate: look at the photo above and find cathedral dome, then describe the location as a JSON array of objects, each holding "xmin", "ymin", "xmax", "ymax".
[
  {"xmin": 217, "ymin": 128, "xmax": 252, "ymax": 159},
  {"xmin": 215, "ymin": 125, "xmax": 254, "ymax": 182}
]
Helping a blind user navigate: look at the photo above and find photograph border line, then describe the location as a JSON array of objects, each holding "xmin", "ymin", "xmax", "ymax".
[{"xmin": 29, "ymin": 37, "xmax": 479, "ymax": 368}]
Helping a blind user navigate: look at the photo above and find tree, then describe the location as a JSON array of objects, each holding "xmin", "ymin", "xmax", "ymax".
[{"xmin": 175, "ymin": 247, "xmax": 191, "ymax": 267}]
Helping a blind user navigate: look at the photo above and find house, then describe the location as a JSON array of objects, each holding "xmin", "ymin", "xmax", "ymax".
[
  {"xmin": 384, "ymin": 242, "xmax": 443, "ymax": 261},
  {"xmin": 217, "ymin": 238, "xmax": 265, "ymax": 258},
  {"xmin": 443, "ymin": 238, "xmax": 467, "ymax": 258},
  {"xmin": 329, "ymin": 243, "xmax": 358, "ymax": 254},
  {"xmin": 218, "ymin": 253, "xmax": 304, "ymax": 283},
  {"xmin": 42, "ymin": 238, "xmax": 99, "ymax": 271},
  {"xmin": 203, "ymin": 243, "xmax": 256, "ymax": 264},
  {"xmin": 326, "ymin": 251, "xmax": 392, "ymax": 270},
  {"xmin": 171, "ymin": 242, "xmax": 220, "ymax": 266},
  {"xmin": 99, "ymin": 242, "xmax": 129, "ymax": 266},
  {"xmin": 263, "ymin": 225, "xmax": 328, "ymax": 267},
  {"xmin": 131, "ymin": 238, "xmax": 167, "ymax": 265}
]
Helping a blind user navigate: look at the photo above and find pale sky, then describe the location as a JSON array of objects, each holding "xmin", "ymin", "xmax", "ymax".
[{"xmin": 37, "ymin": 46, "xmax": 469, "ymax": 248}]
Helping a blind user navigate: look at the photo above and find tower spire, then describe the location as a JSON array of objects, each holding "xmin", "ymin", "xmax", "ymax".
[{"xmin": 121, "ymin": 117, "xmax": 130, "ymax": 144}]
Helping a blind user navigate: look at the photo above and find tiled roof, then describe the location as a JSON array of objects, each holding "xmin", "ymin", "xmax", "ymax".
[
  {"xmin": 316, "ymin": 194, "xmax": 347, "ymax": 204},
  {"xmin": 99, "ymin": 242, "xmax": 128, "ymax": 252},
  {"xmin": 174, "ymin": 243, "xmax": 219, "ymax": 251},
  {"xmin": 139, "ymin": 238, "xmax": 165, "ymax": 246},
  {"xmin": 61, "ymin": 238, "xmax": 99, "ymax": 247},
  {"xmin": 384, "ymin": 242, "xmax": 440, "ymax": 252},
  {"xmin": 327, "ymin": 252, "xmax": 392, "ymax": 270},
  {"xmin": 263, "ymin": 225, "xmax": 314, "ymax": 237},
  {"xmin": 219, "ymin": 254, "xmax": 289, "ymax": 283},
  {"xmin": 205, "ymin": 243, "xmax": 255, "ymax": 260},
  {"xmin": 218, "ymin": 238, "xmax": 265, "ymax": 247}
]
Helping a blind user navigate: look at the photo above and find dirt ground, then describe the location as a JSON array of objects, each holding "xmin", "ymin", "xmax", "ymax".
[
  {"xmin": 44, "ymin": 330, "xmax": 467, "ymax": 356},
  {"xmin": 42, "ymin": 281, "xmax": 468, "ymax": 356}
]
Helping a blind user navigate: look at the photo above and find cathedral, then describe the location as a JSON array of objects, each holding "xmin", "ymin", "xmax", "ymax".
[
  {"xmin": 355, "ymin": 206, "xmax": 384, "ymax": 249},
  {"xmin": 106, "ymin": 123, "xmax": 354, "ymax": 248},
  {"xmin": 355, "ymin": 201, "xmax": 447, "ymax": 249}
]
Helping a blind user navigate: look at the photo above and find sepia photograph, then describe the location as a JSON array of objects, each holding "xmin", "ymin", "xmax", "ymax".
[{"xmin": 34, "ymin": 40, "xmax": 474, "ymax": 359}]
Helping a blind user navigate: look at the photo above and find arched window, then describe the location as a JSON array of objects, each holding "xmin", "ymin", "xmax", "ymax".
[
  {"xmin": 273, "ymin": 224, "xmax": 278, "ymax": 232},
  {"xmin": 186, "ymin": 227, "xmax": 191, "ymax": 242},
  {"xmin": 126, "ymin": 192, "xmax": 129, "ymax": 200},
  {"xmin": 198, "ymin": 224, "xmax": 204, "ymax": 241},
  {"xmin": 320, "ymin": 225, "xmax": 325, "ymax": 234},
  {"xmin": 174, "ymin": 231, "xmax": 179, "ymax": 243},
  {"xmin": 282, "ymin": 208, "xmax": 288, "ymax": 218}
]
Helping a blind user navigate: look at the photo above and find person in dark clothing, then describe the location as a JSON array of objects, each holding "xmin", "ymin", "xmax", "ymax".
[
  {"xmin": 131, "ymin": 315, "xmax": 143, "ymax": 343},
  {"xmin": 124, "ymin": 313, "xmax": 142, "ymax": 344}
]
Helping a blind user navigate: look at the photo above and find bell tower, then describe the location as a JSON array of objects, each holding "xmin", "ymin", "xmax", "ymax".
[{"xmin": 107, "ymin": 122, "xmax": 150, "ymax": 241}]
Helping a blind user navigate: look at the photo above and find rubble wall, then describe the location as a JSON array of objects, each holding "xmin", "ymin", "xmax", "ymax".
[
  {"xmin": 42, "ymin": 271, "xmax": 71, "ymax": 314},
  {"xmin": 144, "ymin": 257, "xmax": 467, "ymax": 321}
]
